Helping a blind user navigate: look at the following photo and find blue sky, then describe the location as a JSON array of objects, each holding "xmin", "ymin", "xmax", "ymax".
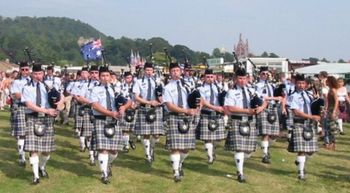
[{"xmin": 0, "ymin": 0, "xmax": 349, "ymax": 61}]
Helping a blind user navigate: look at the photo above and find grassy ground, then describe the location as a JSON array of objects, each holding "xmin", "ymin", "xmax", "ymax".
[{"xmin": 0, "ymin": 110, "xmax": 349, "ymax": 193}]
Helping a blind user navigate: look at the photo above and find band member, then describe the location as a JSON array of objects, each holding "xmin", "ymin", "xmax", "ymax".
[
  {"xmin": 255, "ymin": 66, "xmax": 282, "ymax": 164},
  {"xmin": 71, "ymin": 67, "xmax": 89, "ymax": 140},
  {"xmin": 133, "ymin": 63, "xmax": 163, "ymax": 164},
  {"xmin": 163, "ymin": 62, "xmax": 200, "ymax": 182},
  {"xmin": 216, "ymin": 73, "xmax": 229, "ymax": 91},
  {"xmin": 74, "ymin": 65, "xmax": 99, "ymax": 165},
  {"xmin": 10, "ymin": 61, "xmax": 31, "ymax": 166},
  {"xmin": 224, "ymin": 68, "xmax": 263, "ymax": 183},
  {"xmin": 119, "ymin": 71, "xmax": 137, "ymax": 152},
  {"xmin": 198, "ymin": 69, "xmax": 225, "ymax": 164},
  {"xmin": 21, "ymin": 64, "xmax": 64, "ymax": 184},
  {"xmin": 44, "ymin": 65, "xmax": 61, "ymax": 91},
  {"xmin": 89, "ymin": 66, "xmax": 131, "ymax": 184},
  {"xmin": 288, "ymin": 74, "xmax": 320, "ymax": 180},
  {"xmin": 183, "ymin": 63, "xmax": 196, "ymax": 90}
]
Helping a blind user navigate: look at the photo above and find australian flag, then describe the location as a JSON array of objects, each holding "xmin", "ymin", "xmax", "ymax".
[{"xmin": 80, "ymin": 39, "xmax": 103, "ymax": 61}]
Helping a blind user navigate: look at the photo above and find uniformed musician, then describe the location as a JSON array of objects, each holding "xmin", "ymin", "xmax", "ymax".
[
  {"xmin": 255, "ymin": 66, "xmax": 283, "ymax": 164},
  {"xmin": 89, "ymin": 66, "xmax": 131, "ymax": 184},
  {"xmin": 10, "ymin": 61, "xmax": 31, "ymax": 166},
  {"xmin": 287, "ymin": 74, "xmax": 320, "ymax": 180},
  {"xmin": 132, "ymin": 63, "xmax": 163, "ymax": 164},
  {"xmin": 163, "ymin": 62, "xmax": 200, "ymax": 182},
  {"xmin": 224, "ymin": 68, "xmax": 264, "ymax": 183},
  {"xmin": 198, "ymin": 69, "xmax": 225, "ymax": 164},
  {"xmin": 21, "ymin": 64, "xmax": 64, "ymax": 184}
]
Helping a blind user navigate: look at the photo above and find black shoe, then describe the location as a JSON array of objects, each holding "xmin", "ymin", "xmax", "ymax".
[
  {"xmin": 18, "ymin": 160, "xmax": 26, "ymax": 167},
  {"xmin": 129, "ymin": 140, "xmax": 136, "ymax": 150},
  {"xmin": 298, "ymin": 175, "xmax": 306, "ymax": 181},
  {"xmin": 39, "ymin": 168, "xmax": 49, "ymax": 178},
  {"xmin": 173, "ymin": 175, "xmax": 181, "ymax": 183},
  {"xmin": 89, "ymin": 159, "xmax": 96, "ymax": 166},
  {"xmin": 122, "ymin": 145, "xmax": 130, "ymax": 153},
  {"xmin": 145, "ymin": 157, "xmax": 152, "ymax": 165},
  {"xmin": 80, "ymin": 147, "xmax": 86, "ymax": 152},
  {"xmin": 32, "ymin": 177, "xmax": 40, "ymax": 185},
  {"xmin": 262, "ymin": 156, "xmax": 271, "ymax": 164},
  {"xmin": 101, "ymin": 174, "xmax": 110, "ymax": 184},
  {"xmin": 340, "ymin": 132, "xmax": 345, "ymax": 135},
  {"xmin": 237, "ymin": 174, "xmax": 246, "ymax": 183},
  {"xmin": 295, "ymin": 160, "xmax": 299, "ymax": 166}
]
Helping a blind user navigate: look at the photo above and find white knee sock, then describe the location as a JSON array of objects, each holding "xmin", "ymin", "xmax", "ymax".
[
  {"xmin": 39, "ymin": 155, "xmax": 50, "ymax": 170},
  {"xmin": 17, "ymin": 139, "xmax": 25, "ymax": 160},
  {"xmin": 235, "ymin": 152, "xmax": 245, "ymax": 175},
  {"xmin": 337, "ymin": 119, "xmax": 343, "ymax": 132},
  {"xmin": 123, "ymin": 134, "xmax": 130, "ymax": 147},
  {"xmin": 98, "ymin": 153, "xmax": 109, "ymax": 176},
  {"xmin": 29, "ymin": 155, "xmax": 39, "ymax": 178},
  {"xmin": 205, "ymin": 143, "xmax": 213, "ymax": 159},
  {"xmin": 108, "ymin": 153, "xmax": 118, "ymax": 165},
  {"xmin": 143, "ymin": 139, "xmax": 151, "ymax": 158},
  {"xmin": 297, "ymin": 155, "xmax": 306, "ymax": 176},
  {"xmin": 79, "ymin": 136, "xmax": 86, "ymax": 149},
  {"xmin": 261, "ymin": 141, "xmax": 269, "ymax": 156},
  {"xmin": 89, "ymin": 151, "xmax": 95, "ymax": 160},
  {"xmin": 170, "ymin": 154, "xmax": 180, "ymax": 176}
]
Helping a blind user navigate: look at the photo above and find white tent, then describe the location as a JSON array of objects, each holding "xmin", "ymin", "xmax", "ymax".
[{"xmin": 295, "ymin": 62, "xmax": 350, "ymax": 76}]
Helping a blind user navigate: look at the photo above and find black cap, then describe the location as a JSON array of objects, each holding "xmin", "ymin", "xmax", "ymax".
[
  {"xmin": 81, "ymin": 67, "xmax": 89, "ymax": 72},
  {"xmin": 123, "ymin": 71, "xmax": 132, "ymax": 77},
  {"xmin": 32, "ymin": 64, "xmax": 43, "ymax": 72},
  {"xmin": 89, "ymin": 65, "xmax": 99, "ymax": 72},
  {"xmin": 235, "ymin": 68, "xmax": 247, "ymax": 77},
  {"xmin": 19, "ymin": 61, "xmax": 29, "ymax": 68},
  {"xmin": 99, "ymin": 66, "xmax": 110, "ymax": 73},
  {"xmin": 204, "ymin": 69, "xmax": 213, "ymax": 75},
  {"xmin": 169, "ymin": 62, "xmax": 180, "ymax": 70},
  {"xmin": 184, "ymin": 62, "xmax": 191, "ymax": 69},
  {"xmin": 47, "ymin": 66, "xmax": 54, "ymax": 71},
  {"xmin": 295, "ymin": 74, "xmax": 305, "ymax": 81},
  {"xmin": 144, "ymin": 62, "xmax": 154, "ymax": 69},
  {"xmin": 259, "ymin": 66, "xmax": 269, "ymax": 73}
]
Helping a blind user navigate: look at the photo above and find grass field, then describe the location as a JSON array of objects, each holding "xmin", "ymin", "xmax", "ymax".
[{"xmin": 0, "ymin": 110, "xmax": 349, "ymax": 193}]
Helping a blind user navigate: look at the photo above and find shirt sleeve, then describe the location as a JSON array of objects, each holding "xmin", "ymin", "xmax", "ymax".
[
  {"xmin": 89, "ymin": 87, "xmax": 99, "ymax": 103},
  {"xmin": 162, "ymin": 86, "xmax": 173, "ymax": 104},
  {"xmin": 21, "ymin": 86, "xmax": 32, "ymax": 103},
  {"xmin": 289, "ymin": 94, "xmax": 299, "ymax": 110},
  {"xmin": 10, "ymin": 80, "xmax": 20, "ymax": 93},
  {"xmin": 132, "ymin": 80, "xmax": 141, "ymax": 95}
]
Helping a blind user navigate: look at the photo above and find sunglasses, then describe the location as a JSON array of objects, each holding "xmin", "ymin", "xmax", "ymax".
[{"xmin": 21, "ymin": 68, "xmax": 30, "ymax": 71}]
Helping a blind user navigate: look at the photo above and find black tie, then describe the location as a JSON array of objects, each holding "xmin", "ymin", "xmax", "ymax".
[
  {"xmin": 301, "ymin": 92, "xmax": 309, "ymax": 114},
  {"xmin": 177, "ymin": 81, "xmax": 183, "ymax": 108},
  {"xmin": 105, "ymin": 86, "xmax": 112, "ymax": 111},
  {"xmin": 210, "ymin": 83, "xmax": 214, "ymax": 105},
  {"xmin": 146, "ymin": 78, "xmax": 152, "ymax": 100},
  {"xmin": 242, "ymin": 87, "xmax": 248, "ymax": 109},
  {"xmin": 36, "ymin": 82, "xmax": 41, "ymax": 107},
  {"xmin": 266, "ymin": 82, "xmax": 272, "ymax": 97}
]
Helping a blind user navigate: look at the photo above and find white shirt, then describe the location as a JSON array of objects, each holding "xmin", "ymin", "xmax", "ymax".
[{"xmin": 163, "ymin": 79, "xmax": 189, "ymax": 110}]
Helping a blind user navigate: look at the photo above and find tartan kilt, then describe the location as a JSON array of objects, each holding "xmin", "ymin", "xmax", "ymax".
[
  {"xmin": 81, "ymin": 109, "xmax": 94, "ymax": 137},
  {"xmin": 24, "ymin": 116, "xmax": 56, "ymax": 152},
  {"xmin": 11, "ymin": 104, "xmax": 27, "ymax": 137},
  {"xmin": 92, "ymin": 117, "xmax": 123, "ymax": 151},
  {"xmin": 256, "ymin": 105, "xmax": 280, "ymax": 136},
  {"xmin": 289, "ymin": 121, "xmax": 318, "ymax": 153},
  {"xmin": 199, "ymin": 114, "xmax": 225, "ymax": 141},
  {"xmin": 74, "ymin": 104, "xmax": 83, "ymax": 129},
  {"xmin": 225, "ymin": 117, "xmax": 257, "ymax": 152},
  {"xmin": 119, "ymin": 110, "xmax": 137, "ymax": 132},
  {"xmin": 166, "ymin": 114, "xmax": 197, "ymax": 150},
  {"xmin": 134, "ymin": 107, "xmax": 164, "ymax": 135}
]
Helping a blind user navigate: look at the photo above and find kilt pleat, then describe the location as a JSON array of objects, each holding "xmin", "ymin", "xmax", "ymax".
[
  {"xmin": 24, "ymin": 116, "xmax": 56, "ymax": 152},
  {"xmin": 166, "ymin": 114, "xmax": 197, "ymax": 150},
  {"xmin": 225, "ymin": 117, "xmax": 257, "ymax": 152},
  {"xmin": 92, "ymin": 117, "xmax": 123, "ymax": 151},
  {"xmin": 199, "ymin": 114, "xmax": 225, "ymax": 141},
  {"xmin": 11, "ymin": 104, "xmax": 27, "ymax": 137},
  {"xmin": 134, "ymin": 107, "xmax": 164, "ymax": 135},
  {"xmin": 256, "ymin": 105, "xmax": 280, "ymax": 136},
  {"xmin": 289, "ymin": 121, "xmax": 318, "ymax": 153}
]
